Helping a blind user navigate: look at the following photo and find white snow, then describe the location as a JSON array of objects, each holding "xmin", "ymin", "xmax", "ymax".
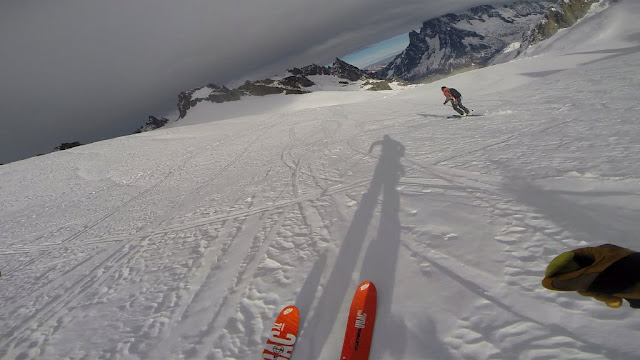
[
  {"xmin": 2, "ymin": 1, "xmax": 640, "ymax": 359},
  {"xmin": 503, "ymin": 42, "xmax": 521, "ymax": 53},
  {"xmin": 191, "ymin": 87, "xmax": 215, "ymax": 100}
]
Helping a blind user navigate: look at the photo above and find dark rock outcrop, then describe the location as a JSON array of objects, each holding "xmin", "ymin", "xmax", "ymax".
[
  {"xmin": 289, "ymin": 64, "xmax": 332, "ymax": 77},
  {"xmin": 363, "ymin": 80, "xmax": 393, "ymax": 91},
  {"xmin": 54, "ymin": 142, "xmax": 83, "ymax": 151},
  {"xmin": 280, "ymin": 75, "xmax": 315, "ymax": 88},
  {"xmin": 237, "ymin": 78, "xmax": 310, "ymax": 96},
  {"xmin": 135, "ymin": 116, "xmax": 170, "ymax": 133},
  {"xmin": 178, "ymin": 84, "xmax": 243, "ymax": 118}
]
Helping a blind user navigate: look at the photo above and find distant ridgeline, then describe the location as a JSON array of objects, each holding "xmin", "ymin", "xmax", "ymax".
[
  {"xmin": 136, "ymin": 58, "xmax": 398, "ymax": 133},
  {"xmin": 140, "ymin": 0, "xmax": 605, "ymax": 132}
]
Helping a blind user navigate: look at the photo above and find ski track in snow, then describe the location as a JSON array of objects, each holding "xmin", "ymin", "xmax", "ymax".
[{"xmin": 2, "ymin": 3, "xmax": 640, "ymax": 359}]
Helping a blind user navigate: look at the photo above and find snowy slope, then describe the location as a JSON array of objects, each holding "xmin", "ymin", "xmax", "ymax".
[{"xmin": 1, "ymin": 1, "xmax": 640, "ymax": 359}]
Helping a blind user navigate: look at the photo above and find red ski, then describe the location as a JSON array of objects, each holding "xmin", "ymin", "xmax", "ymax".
[
  {"xmin": 340, "ymin": 281, "xmax": 377, "ymax": 360},
  {"xmin": 262, "ymin": 305, "xmax": 300, "ymax": 359}
]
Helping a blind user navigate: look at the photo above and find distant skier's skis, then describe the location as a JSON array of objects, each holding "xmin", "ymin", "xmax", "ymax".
[
  {"xmin": 447, "ymin": 114, "xmax": 485, "ymax": 119},
  {"xmin": 262, "ymin": 305, "xmax": 300, "ymax": 359},
  {"xmin": 340, "ymin": 281, "xmax": 377, "ymax": 360}
]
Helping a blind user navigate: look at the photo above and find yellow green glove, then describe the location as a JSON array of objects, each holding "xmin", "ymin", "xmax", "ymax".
[{"xmin": 542, "ymin": 244, "xmax": 640, "ymax": 308}]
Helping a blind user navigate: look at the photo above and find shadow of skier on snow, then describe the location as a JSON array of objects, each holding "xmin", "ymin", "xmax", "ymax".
[
  {"xmin": 295, "ymin": 135, "xmax": 408, "ymax": 358},
  {"xmin": 359, "ymin": 135, "xmax": 408, "ymax": 359}
]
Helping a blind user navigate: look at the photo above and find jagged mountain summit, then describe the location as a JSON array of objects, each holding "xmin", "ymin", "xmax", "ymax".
[
  {"xmin": 378, "ymin": 0, "xmax": 604, "ymax": 82},
  {"xmin": 134, "ymin": 116, "xmax": 170, "ymax": 134},
  {"xmin": 290, "ymin": 58, "xmax": 377, "ymax": 82}
]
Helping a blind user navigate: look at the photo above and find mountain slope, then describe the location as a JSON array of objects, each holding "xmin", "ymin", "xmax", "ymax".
[{"xmin": 142, "ymin": 58, "xmax": 390, "ymax": 132}]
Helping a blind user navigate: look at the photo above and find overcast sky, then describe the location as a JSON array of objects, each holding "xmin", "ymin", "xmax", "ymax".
[{"xmin": 0, "ymin": 0, "xmax": 518, "ymax": 164}]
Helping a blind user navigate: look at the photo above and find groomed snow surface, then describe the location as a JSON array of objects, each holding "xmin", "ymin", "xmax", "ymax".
[{"xmin": 2, "ymin": 1, "xmax": 640, "ymax": 359}]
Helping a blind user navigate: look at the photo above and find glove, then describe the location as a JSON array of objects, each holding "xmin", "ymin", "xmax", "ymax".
[{"xmin": 542, "ymin": 244, "xmax": 640, "ymax": 308}]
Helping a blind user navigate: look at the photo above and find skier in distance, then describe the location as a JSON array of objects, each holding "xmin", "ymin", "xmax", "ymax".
[{"xmin": 441, "ymin": 86, "xmax": 471, "ymax": 116}]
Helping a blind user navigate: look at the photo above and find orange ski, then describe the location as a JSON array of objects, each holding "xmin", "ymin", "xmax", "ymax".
[
  {"xmin": 340, "ymin": 281, "xmax": 377, "ymax": 360},
  {"xmin": 262, "ymin": 305, "xmax": 300, "ymax": 360}
]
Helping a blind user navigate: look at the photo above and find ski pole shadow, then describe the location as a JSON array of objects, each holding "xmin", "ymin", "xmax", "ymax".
[
  {"xmin": 295, "ymin": 252, "xmax": 327, "ymax": 328},
  {"xmin": 360, "ymin": 135, "xmax": 407, "ymax": 359},
  {"xmin": 417, "ymin": 113, "xmax": 444, "ymax": 118},
  {"xmin": 294, "ymin": 135, "xmax": 404, "ymax": 359}
]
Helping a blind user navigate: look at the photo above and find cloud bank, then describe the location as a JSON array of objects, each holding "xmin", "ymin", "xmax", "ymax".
[{"xmin": 0, "ymin": 0, "xmax": 520, "ymax": 163}]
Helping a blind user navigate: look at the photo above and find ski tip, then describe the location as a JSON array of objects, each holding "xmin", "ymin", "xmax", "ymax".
[
  {"xmin": 281, "ymin": 305, "xmax": 299, "ymax": 316},
  {"xmin": 357, "ymin": 281, "xmax": 376, "ymax": 293},
  {"xmin": 263, "ymin": 305, "xmax": 301, "ymax": 359}
]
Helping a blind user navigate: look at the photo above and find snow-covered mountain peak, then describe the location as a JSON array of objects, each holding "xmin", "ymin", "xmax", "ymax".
[{"xmin": 379, "ymin": 0, "xmax": 606, "ymax": 82}]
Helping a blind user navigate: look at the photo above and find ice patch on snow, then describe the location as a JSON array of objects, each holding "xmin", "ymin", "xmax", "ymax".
[{"xmin": 503, "ymin": 42, "xmax": 521, "ymax": 53}]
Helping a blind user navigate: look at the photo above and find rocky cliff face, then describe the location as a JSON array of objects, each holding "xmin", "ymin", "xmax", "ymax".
[
  {"xmin": 528, "ymin": 0, "xmax": 605, "ymax": 44},
  {"xmin": 379, "ymin": 0, "xmax": 611, "ymax": 82},
  {"xmin": 378, "ymin": 1, "xmax": 557, "ymax": 82},
  {"xmin": 134, "ymin": 116, "xmax": 170, "ymax": 133},
  {"xmin": 287, "ymin": 58, "xmax": 377, "ymax": 81},
  {"xmin": 177, "ymin": 84, "xmax": 244, "ymax": 119},
  {"xmin": 288, "ymin": 64, "xmax": 332, "ymax": 77}
]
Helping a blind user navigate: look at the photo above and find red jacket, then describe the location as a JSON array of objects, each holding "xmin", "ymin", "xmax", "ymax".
[{"xmin": 442, "ymin": 87, "xmax": 457, "ymax": 104}]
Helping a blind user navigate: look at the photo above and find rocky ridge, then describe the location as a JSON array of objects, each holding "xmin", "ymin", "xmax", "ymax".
[{"xmin": 140, "ymin": 58, "xmax": 392, "ymax": 132}]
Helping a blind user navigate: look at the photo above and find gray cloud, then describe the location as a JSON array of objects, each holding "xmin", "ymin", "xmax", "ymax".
[{"xmin": 0, "ymin": 0, "xmax": 519, "ymax": 163}]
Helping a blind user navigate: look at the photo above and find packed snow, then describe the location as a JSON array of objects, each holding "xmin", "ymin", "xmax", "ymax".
[
  {"xmin": 1, "ymin": 1, "xmax": 640, "ymax": 359},
  {"xmin": 191, "ymin": 87, "xmax": 215, "ymax": 101}
]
